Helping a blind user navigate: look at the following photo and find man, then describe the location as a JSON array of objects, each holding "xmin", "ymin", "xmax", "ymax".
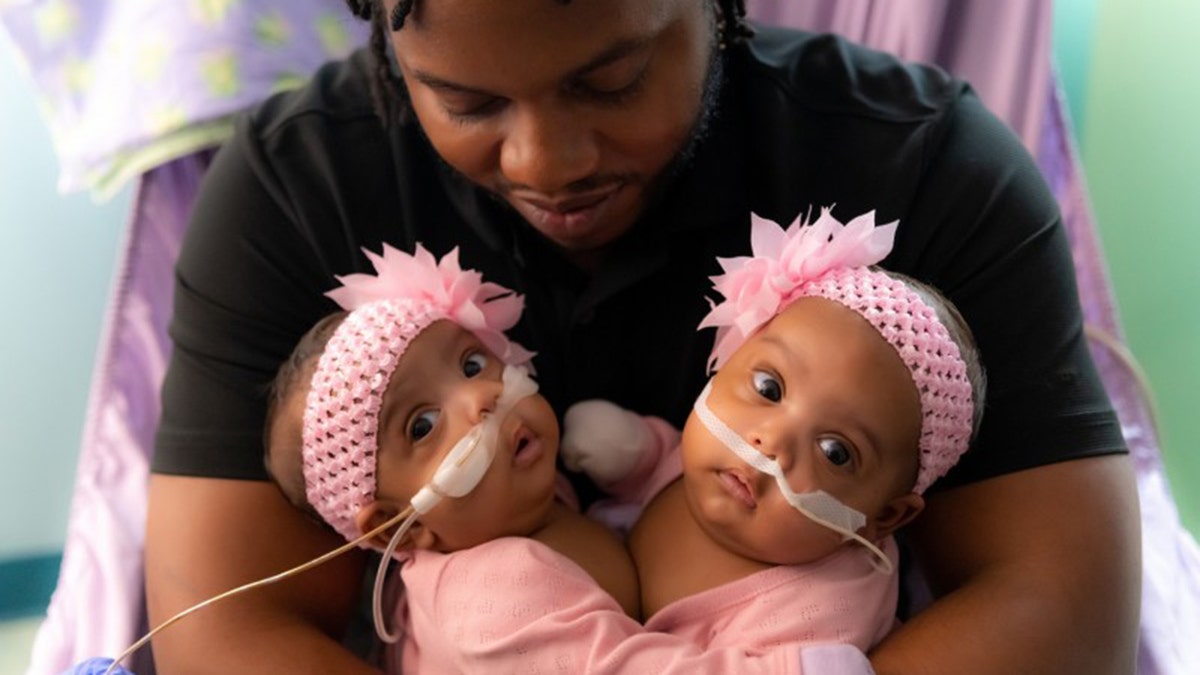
[{"xmin": 145, "ymin": 1, "xmax": 1140, "ymax": 672}]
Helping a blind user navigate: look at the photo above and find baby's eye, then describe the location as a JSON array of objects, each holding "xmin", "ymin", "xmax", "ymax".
[
  {"xmin": 819, "ymin": 437, "xmax": 853, "ymax": 467},
  {"xmin": 463, "ymin": 352, "xmax": 488, "ymax": 378},
  {"xmin": 410, "ymin": 410, "xmax": 439, "ymax": 441},
  {"xmin": 752, "ymin": 371, "xmax": 782, "ymax": 402}
]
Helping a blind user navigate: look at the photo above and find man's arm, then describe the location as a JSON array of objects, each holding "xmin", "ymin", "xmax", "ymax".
[
  {"xmin": 869, "ymin": 454, "xmax": 1141, "ymax": 674},
  {"xmin": 144, "ymin": 475, "xmax": 379, "ymax": 674}
]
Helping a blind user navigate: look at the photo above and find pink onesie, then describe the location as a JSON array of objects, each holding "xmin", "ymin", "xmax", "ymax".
[
  {"xmin": 383, "ymin": 418, "xmax": 892, "ymax": 673},
  {"xmin": 393, "ymin": 537, "xmax": 803, "ymax": 673}
]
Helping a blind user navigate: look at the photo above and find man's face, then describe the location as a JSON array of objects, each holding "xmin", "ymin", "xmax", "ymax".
[{"xmin": 389, "ymin": 0, "xmax": 715, "ymax": 260}]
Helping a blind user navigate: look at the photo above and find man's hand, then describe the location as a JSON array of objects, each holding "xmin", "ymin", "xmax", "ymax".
[{"xmin": 870, "ymin": 455, "xmax": 1141, "ymax": 674}]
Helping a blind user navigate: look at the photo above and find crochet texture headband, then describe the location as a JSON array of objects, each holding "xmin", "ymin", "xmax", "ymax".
[
  {"xmin": 699, "ymin": 209, "xmax": 974, "ymax": 494},
  {"xmin": 302, "ymin": 244, "xmax": 534, "ymax": 542}
]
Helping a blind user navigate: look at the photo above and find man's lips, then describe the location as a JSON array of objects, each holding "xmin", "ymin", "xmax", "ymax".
[
  {"xmin": 510, "ymin": 185, "xmax": 624, "ymax": 237},
  {"xmin": 518, "ymin": 188, "xmax": 615, "ymax": 214},
  {"xmin": 717, "ymin": 468, "xmax": 757, "ymax": 510}
]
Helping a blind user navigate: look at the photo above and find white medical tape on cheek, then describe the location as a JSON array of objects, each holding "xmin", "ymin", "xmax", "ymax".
[
  {"xmin": 411, "ymin": 364, "xmax": 538, "ymax": 511},
  {"xmin": 692, "ymin": 381, "xmax": 894, "ymax": 574},
  {"xmin": 693, "ymin": 381, "xmax": 867, "ymax": 533}
]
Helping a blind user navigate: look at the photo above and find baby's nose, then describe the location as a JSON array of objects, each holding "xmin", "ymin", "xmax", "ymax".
[{"xmin": 749, "ymin": 427, "xmax": 795, "ymax": 473}]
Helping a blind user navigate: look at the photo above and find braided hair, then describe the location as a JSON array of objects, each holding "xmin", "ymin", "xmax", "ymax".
[{"xmin": 342, "ymin": 0, "xmax": 752, "ymax": 126}]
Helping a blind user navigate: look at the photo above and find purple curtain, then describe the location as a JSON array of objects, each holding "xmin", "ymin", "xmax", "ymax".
[{"xmin": 26, "ymin": 154, "xmax": 210, "ymax": 675}]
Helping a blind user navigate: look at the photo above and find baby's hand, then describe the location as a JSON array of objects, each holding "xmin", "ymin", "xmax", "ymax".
[{"xmin": 561, "ymin": 400, "xmax": 652, "ymax": 485}]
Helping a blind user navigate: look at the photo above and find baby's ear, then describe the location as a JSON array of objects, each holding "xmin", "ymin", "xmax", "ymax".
[
  {"xmin": 864, "ymin": 493, "xmax": 925, "ymax": 542},
  {"xmin": 355, "ymin": 500, "xmax": 436, "ymax": 552}
]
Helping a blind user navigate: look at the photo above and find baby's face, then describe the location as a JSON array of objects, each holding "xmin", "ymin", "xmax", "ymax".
[
  {"xmin": 374, "ymin": 320, "xmax": 560, "ymax": 552},
  {"xmin": 680, "ymin": 297, "xmax": 922, "ymax": 565}
]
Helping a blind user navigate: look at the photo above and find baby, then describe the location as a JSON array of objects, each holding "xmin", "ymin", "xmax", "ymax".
[
  {"xmin": 263, "ymin": 244, "xmax": 642, "ymax": 670},
  {"xmin": 562, "ymin": 208, "xmax": 986, "ymax": 653}
]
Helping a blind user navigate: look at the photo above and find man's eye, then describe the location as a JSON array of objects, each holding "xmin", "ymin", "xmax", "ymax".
[
  {"xmin": 575, "ymin": 67, "xmax": 647, "ymax": 102},
  {"xmin": 819, "ymin": 437, "xmax": 853, "ymax": 467},
  {"xmin": 571, "ymin": 57, "xmax": 650, "ymax": 105},
  {"xmin": 463, "ymin": 352, "xmax": 488, "ymax": 377},
  {"xmin": 410, "ymin": 410, "xmax": 439, "ymax": 441},
  {"xmin": 752, "ymin": 371, "xmax": 782, "ymax": 402},
  {"xmin": 441, "ymin": 95, "xmax": 505, "ymax": 121}
]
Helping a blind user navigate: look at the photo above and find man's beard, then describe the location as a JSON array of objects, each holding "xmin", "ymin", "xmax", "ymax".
[{"xmin": 638, "ymin": 44, "xmax": 726, "ymax": 210}]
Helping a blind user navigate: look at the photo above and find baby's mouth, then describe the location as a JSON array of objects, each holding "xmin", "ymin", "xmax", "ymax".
[
  {"xmin": 511, "ymin": 425, "xmax": 543, "ymax": 468},
  {"xmin": 718, "ymin": 468, "xmax": 757, "ymax": 510}
]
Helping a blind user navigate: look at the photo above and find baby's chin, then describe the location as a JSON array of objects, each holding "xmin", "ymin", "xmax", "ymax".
[
  {"xmin": 472, "ymin": 485, "xmax": 558, "ymax": 547},
  {"xmin": 687, "ymin": 490, "xmax": 846, "ymax": 565},
  {"xmin": 510, "ymin": 484, "xmax": 558, "ymax": 534}
]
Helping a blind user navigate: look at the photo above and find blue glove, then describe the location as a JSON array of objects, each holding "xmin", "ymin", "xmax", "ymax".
[{"xmin": 60, "ymin": 657, "xmax": 134, "ymax": 675}]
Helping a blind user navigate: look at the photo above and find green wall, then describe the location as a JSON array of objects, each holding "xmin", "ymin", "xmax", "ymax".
[{"xmin": 1056, "ymin": 0, "xmax": 1200, "ymax": 536}]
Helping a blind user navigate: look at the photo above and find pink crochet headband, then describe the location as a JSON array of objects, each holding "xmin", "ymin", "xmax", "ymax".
[
  {"xmin": 700, "ymin": 210, "xmax": 974, "ymax": 494},
  {"xmin": 302, "ymin": 244, "xmax": 534, "ymax": 542}
]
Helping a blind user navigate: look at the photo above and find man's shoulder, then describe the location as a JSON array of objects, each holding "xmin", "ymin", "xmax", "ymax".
[
  {"xmin": 212, "ymin": 48, "xmax": 423, "ymax": 237},
  {"xmin": 246, "ymin": 48, "xmax": 381, "ymax": 141},
  {"xmin": 225, "ymin": 47, "xmax": 424, "ymax": 195},
  {"xmin": 734, "ymin": 26, "xmax": 975, "ymax": 228},
  {"xmin": 742, "ymin": 25, "xmax": 965, "ymax": 123}
]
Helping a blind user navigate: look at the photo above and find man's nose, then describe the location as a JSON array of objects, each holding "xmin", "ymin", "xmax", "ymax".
[{"xmin": 500, "ymin": 103, "xmax": 600, "ymax": 195}]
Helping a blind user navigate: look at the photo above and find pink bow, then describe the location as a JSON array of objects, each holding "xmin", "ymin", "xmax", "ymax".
[
  {"xmin": 328, "ymin": 243, "xmax": 534, "ymax": 367},
  {"xmin": 699, "ymin": 208, "xmax": 898, "ymax": 371}
]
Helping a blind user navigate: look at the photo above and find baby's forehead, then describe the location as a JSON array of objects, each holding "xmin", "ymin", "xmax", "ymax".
[
  {"xmin": 754, "ymin": 298, "xmax": 923, "ymax": 428},
  {"xmin": 766, "ymin": 297, "xmax": 901, "ymax": 357},
  {"xmin": 377, "ymin": 320, "xmax": 490, "ymax": 404}
]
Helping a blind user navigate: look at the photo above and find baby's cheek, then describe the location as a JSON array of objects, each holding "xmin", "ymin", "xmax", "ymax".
[{"xmin": 771, "ymin": 512, "xmax": 846, "ymax": 565}]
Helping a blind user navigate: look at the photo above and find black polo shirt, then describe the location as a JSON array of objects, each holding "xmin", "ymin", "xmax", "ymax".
[{"xmin": 154, "ymin": 26, "xmax": 1126, "ymax": 496}]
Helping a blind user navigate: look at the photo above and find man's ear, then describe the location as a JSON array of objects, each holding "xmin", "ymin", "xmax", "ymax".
[
  {"xmin": 355, "ymin": 500, "xmax": 437, "ymax": 552},
  {"xmin": 864, "ymin": 492, "xmax": 925, "ymax": 542}
]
